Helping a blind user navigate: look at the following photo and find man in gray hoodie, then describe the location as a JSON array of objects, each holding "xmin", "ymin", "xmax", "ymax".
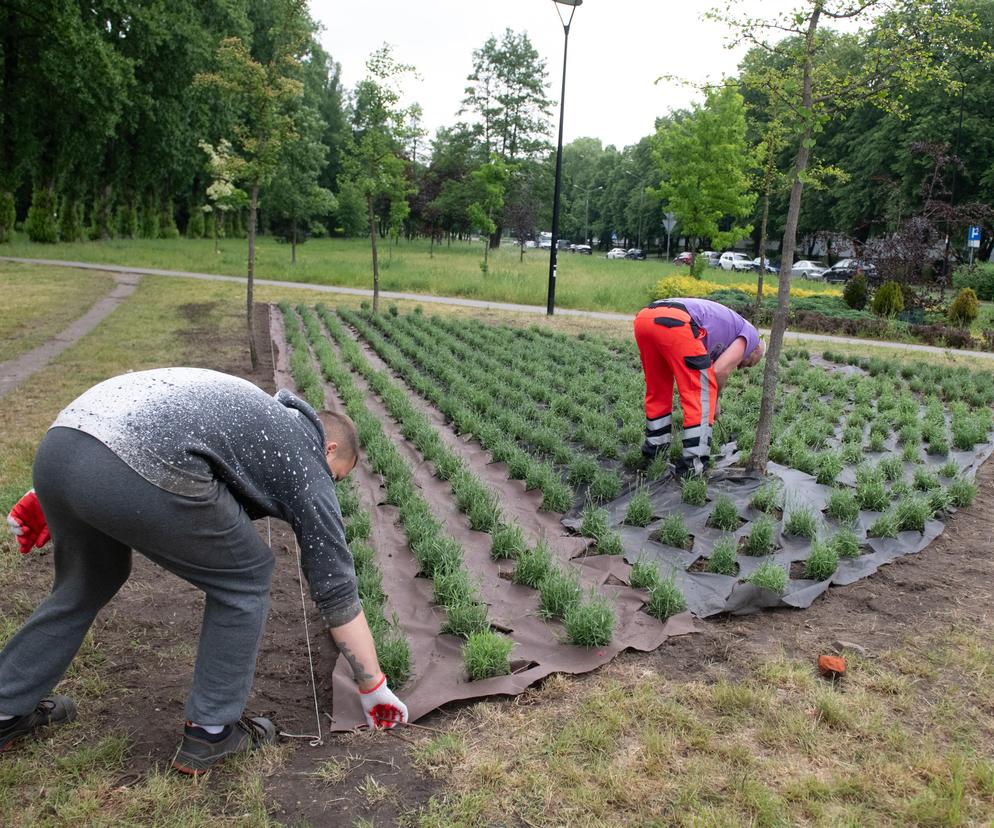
[{"xmin": 2, "ymin": 367, "xmax": 406, "ymax": 773}]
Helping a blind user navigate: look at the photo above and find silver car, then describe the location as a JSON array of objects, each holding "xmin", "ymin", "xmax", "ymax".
[{"xmin": 791, "ymin": 260, "xmax": 827, "ymax": 280}]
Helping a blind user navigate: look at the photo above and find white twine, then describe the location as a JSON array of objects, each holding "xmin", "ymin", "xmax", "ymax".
[{"xmin": 268, "ymin": 516, "xmax": 324, "ymax": 747}]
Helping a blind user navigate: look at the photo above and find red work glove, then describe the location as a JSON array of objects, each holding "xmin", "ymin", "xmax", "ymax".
[
  {"xmin": 359, "ymin": 673, "xmax": 408, "ymax": 730},
  {"xmin": 6, "ymin": 490, "xmax": 50, "ymax": 555}
]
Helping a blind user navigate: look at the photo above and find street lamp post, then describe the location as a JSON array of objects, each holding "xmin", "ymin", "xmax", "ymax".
[
  {"xmin": 547, "ymin": 0, "xmax": 582, "ymax": 316},
  {"xmin": 574, "ymin": 183, "xmax": 602, "ymax": 247}
]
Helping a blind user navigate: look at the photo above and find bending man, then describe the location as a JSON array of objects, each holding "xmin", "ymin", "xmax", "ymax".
[
  {"xmin": 634, "ymin": 297, "xmax": 764, "ymax": 475},
  {"xmin": 2, "ymin": 367, "xmax": 406, "ymax": 773}
]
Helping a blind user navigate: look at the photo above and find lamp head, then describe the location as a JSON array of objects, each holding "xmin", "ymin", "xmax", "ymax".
[{"xmin": 553, "ymin": 0, "xmax": 583, "ymax": 5}]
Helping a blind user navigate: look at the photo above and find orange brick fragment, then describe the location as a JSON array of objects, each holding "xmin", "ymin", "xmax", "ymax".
[{"xmin": 818, "ymin": 654, "xmax": 846, "ymax": 677}]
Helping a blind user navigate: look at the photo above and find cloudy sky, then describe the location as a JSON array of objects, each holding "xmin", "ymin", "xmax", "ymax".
[{"xmin": 311, "ymin": 0, "xmax": 800, "ymax": 151}]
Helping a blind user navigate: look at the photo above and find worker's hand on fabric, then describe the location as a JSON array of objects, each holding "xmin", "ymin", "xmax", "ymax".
[
  {"xmin": 359, "ymin": 673, "xmax": 408, "ymax": 729},
  {"xmin": 6, "ymin": 489, "xmax": 50, "ymax": 555}
]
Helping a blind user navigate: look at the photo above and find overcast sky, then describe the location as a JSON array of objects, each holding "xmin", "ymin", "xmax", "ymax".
[{"xmin": 311, "ymin": 0, "xmax": 799, "ymax": 152}]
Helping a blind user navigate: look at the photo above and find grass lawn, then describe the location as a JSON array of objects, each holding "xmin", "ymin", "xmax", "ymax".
[
  {"xmin": 1, "ymin": 264, "xmax": 993, "ymax": 825},
  {"xmin": 1, "ymin": 234, "xmax": 829, "ymax": 314},
  {"xmin": 0, "ymin": 264, "xmax": 115, "ymax": 363}
]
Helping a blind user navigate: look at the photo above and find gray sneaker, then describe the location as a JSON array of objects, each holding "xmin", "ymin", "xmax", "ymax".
[
  {"xmin": 0, "ymin": 695, "xmax": 77, "ymax": 751},
  {"xmin": 171, "ymin": 717, "xmax": 277, "ymax": 775}
]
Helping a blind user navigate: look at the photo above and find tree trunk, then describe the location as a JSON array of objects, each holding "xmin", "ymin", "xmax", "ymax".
[
  {"xmin": 429, "ymin": 229, "xmax": 434, "ymax": 258},
  {"xmin": 747, "ymin": 5, "xmax": 820, "ymax": 473},
  {"xmin": 246, "ymin": 184, "xmax": 259, "ymax": 371},
  {"xmin": 214, "ymin": 209, "xmax": 220, "ymax": 254},
  {"xmin": 489, "ymin": 224, "xmax": 503, "ymax": 249},
  {"xmin": 520, "ymin": 243, "xmax": 525, "ymax": 263},
  {"xmin": 368, "ymin": 193, "xmax": 380, "ymax": 313},
  {"xmin": 291, "ymin": 219, "xmax": 297, "ymax": 264},
  {"xmin": 754, "ymin": 128, "xmax": 778, "ymax": 319},
  {"xmin": 483, "ymin": 238, "xmax": 490, "ymax": 272}
]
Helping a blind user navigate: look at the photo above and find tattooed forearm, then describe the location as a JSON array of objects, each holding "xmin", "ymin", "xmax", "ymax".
[{"xmin": 338, "ymin": 641, "xmax": 375, "ymax": 685}]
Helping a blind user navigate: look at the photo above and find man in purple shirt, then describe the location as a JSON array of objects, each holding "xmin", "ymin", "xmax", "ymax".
[{"xmin": 634, "ymin": 298, "xmax": 764, "ymax": 475}]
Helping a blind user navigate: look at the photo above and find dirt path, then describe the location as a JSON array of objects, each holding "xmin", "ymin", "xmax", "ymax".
[
  {"xmin": 0, "ymin": 271, "xmax": 141, "ymax": 397},
  {"xmin": 3, "ymin": 255, "xmax": 992, "ymax": 361}
]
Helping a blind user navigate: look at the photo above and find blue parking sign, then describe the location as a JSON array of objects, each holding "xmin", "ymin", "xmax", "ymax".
[{"xmin": 968, "ymin": 225, "xmax": 981, "ymax": 248}]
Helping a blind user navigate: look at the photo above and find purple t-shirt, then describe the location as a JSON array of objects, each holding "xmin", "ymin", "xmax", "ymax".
[{"xmin": 669, "ymin": 298, "xmax": 761, "ymax": 362}]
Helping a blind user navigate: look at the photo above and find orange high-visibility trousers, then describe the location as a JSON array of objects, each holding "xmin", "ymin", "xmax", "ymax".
[{"xmin": 634, "ymin": 302, "xmax": 718, "ymax": 473}]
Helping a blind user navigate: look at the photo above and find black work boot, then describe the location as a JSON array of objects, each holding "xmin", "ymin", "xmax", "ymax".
[
  {"xmin": 0, "ymin": 695, "xmax": 77, "ymax": 751},
  {"xmin": 171, "ymin": 716, "xmax": 278, "ymax": 775}
]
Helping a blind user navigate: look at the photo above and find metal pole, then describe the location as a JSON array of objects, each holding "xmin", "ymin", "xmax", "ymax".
[
  {"xmin": 584, "ymin": 189, "xmax": 590, "ymax": 246},
  {"xmin": 547, "ymin": 14, "xmax": 573, "ymax": 316},
  {"xmin": 637, "ymin": 186, "xmax": 645, "ymax": 252}
]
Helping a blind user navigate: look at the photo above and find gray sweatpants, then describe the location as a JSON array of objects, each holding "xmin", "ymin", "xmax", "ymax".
[{"xmin": 0, "ymin": 427, "xmax": 274, "ymax": 725}]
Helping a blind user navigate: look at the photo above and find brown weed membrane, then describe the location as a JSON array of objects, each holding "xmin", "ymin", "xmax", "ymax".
[{"xmin": 3, "ymin": 302, "xmax": 994, "ymax": 825}]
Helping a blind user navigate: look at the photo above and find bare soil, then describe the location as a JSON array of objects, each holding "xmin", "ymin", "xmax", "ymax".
[{"xmin": 5, "ymin": 302, "xmax": 993, "ymax": 827}]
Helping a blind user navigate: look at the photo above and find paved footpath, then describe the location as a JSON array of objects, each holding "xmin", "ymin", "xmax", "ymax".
[
  {"xmin": 3, "ymin": 255, "xmax": 993, "ymax": 363},
  {"xmin": 0, "ymin": 270, "xmax": 141, "ymax": 397}
]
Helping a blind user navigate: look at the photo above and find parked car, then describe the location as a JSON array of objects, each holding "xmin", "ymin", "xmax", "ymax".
[
  {"xmin": 825, "ymin": 259, "xmax": 878, "ymax": 283},
  {"xmin": 607, "ymin": 248, "xmax": 628, "ymax": 259},
  {"xmin": 700, "ymin": 250, "xmax": 721, "ymax": 268},
  {"xmin": 625, "ymin": 248, "xmax": 646, "ymax": 260},
  {"xmin": 719, "ymin": 251, "xmax": 754, "ymax": 272},
  {"xmin": 673, "ymin": 251, "xmax": 695, "ymax": 266},
  {"xmin": 791, "ymin": 260, "xmax": 828, "ymax": 280},
  {"xmin": 750, "ymin": 257, "xmax": 778, "ymax": 274},
  {"xmin": 575, "ymin": 244, "xmax": 592, "ymax": 255}
]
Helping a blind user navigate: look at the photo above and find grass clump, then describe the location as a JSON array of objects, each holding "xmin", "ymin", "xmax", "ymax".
[
  {"xmin": 750, "ymin": 482, "xmax": 783, "ymax": 515},
  {"xmin": 855, "ymin": 466, "xmax": 890, "ymax": 512},
  {"xmin": 441, "ymin": 601, "xmax": 490, "ymax": 638},
  {"xmin": 877, "ymin": 456, "xmax": 904, "ymax": 482},
  {"xmin": 828, "ymin": 527, "xmax": 861, "ymax": 559},
  {"xmin": 706, "ymin": 536, "xmax": 738, "ymax": 576},
  {"xmin": 938, "ymin": 460, "xmax": 961, "ymax": 478},
  {"xmin": 490, "ymin": 524, "xmax": 527, "ymax": 561},
  {"xmin": 869, "ymin": 511, "xmax": 899, "ymax": 538},
  {"xmin": 537, "ymin": 568, "xmax": 582, "ymax": 619},
  {"xmin": 464, "ymin": 630, "xmax": 513, "ymax": 680},
  {"xmin": 784, "ymin": 506, "xmax": 818, "ymax": 538},
  {"xmin": 624, "ymin": 486, "xmax": 654, "ymax": 527},
  {"xmin": 742, "ymin": 515, "xmax": 775, "ymax": 556},
  {"xmin": 512, "ymin": 540, "xmax": 554, "ymax": 589},
  {"xmin": 815, "ymin": 452, "xmax": 844, "ymax": 486},
  {"xmin": 895, "ymin": 495, "xmax": 930, "ymax": 533},
  {"xmin": 707, "ymin": 494, "xmax": 740, "ymax": 531},
  {"xmin": 629, "ymin": 559, "xmax": 661, "ymax": 590},
  {"xmin": 645, "ymin": 573, "xmax": 687, "ymax": 621},
  {"xmin": 579, "ymin": 505, "xmax": 609, "ymax": 540},
  {"xmin": 588, "ymin": 469, "xmax": 622, "ymax": 503},
  {"xmin": 746, "ymin": 559, "xmax": 788, "ymax": 594},
  {"xmin": 655, "ymin": 513, "xmax": 691, "ymax": 549},
  {"xmin": 804, "ymin": 540, "xmax": 839, "ymax": 581},
  {"xmin": 912, "ymin": 466, "xmax": 940, "ymax": 492},
  {"xmin": 825, "ymin": 488, "xmax": 859, "ymax": 523},
  {"xmin": 563, "ymin": 592, "xmax": 615, "ymax": 647},
  {"xmin": 680, "ymin": 474, "xmax": 708, "ymax": 506},
  {"xmin": 948, "ymin": 478, "xmax": 978, "ymax": 507}
]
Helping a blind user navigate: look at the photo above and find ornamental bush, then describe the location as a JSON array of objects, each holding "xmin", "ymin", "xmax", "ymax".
[
  {"xmin": 947, "ymin": 288, "xmax": 979, "ymax": 327},
  {"xmin": 843, "ymin": 273, "xmax": 868, "ymax": 310},
  {"xmin": 0, "ymin": 191, "xmax": 14, "ymax": 243},
  {"xmin": 25, "ymin": 185, "xmax": 58, "ymax": 243},
  {"xmin": 952, "ymin": 263, "xmax": 994, "ymax": 301},
  {"xmin": 871, "ymin": 281, "xmax": 905, "ymax": 318}
]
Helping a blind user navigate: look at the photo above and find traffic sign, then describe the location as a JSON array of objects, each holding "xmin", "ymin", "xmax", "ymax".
[
  {"xmin": 968, "ymin": 225, "xmax": 981, "ymax": 249},
  {"xmin": 663, "ymin": 212, "xmax": 677, "ymax": 233}
]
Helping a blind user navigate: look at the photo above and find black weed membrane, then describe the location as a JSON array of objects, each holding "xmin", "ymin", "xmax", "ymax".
[{"xmin": 572, "ymin": 350, "xmax": 994, "ymax": 616}]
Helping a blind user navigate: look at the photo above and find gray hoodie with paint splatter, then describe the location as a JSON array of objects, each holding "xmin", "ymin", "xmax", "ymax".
[{"xmin": 51, "ymin": 367, "xmax": 361, "ymax": 628}]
